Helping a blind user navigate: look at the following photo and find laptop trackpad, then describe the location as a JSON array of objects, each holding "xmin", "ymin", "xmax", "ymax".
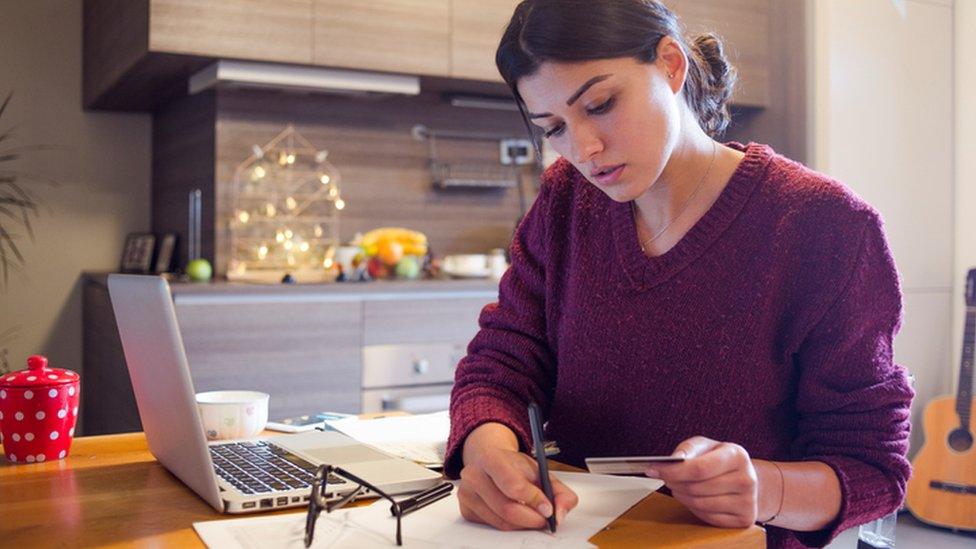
[
  {"xmin": 305, "ymin": 444, "xmax": 392, "ymax": 465},
  {"xmin": 275, "ymin": 430, "xmax": 393, "ymax": 465}
]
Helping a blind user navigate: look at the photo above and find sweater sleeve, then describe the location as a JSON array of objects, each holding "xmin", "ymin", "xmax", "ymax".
[
  {"xmin": 787, "ymin": 213, "xmax": 914, "ymax": 547},
  {"xmin": 442, "ymin": 182, "xmax": 557, "ymax": 479}
]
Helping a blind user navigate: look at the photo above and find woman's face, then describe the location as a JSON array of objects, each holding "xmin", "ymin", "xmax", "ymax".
[{"xmin": 517, "ymin": 56, "xmax": 682, "ymax": 202}]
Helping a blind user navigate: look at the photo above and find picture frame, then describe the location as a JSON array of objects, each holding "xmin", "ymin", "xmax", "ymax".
[
  {"xmin": 153, "ymin": 233, "xmax": 178, "ymax": 274},
  {"xmin": 120, "ymin": 232, "xmax": 156, "ymax": 274}
]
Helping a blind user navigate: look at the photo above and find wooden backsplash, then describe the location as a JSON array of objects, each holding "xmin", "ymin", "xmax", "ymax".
[{"xmin": 213, "ymin": 87, "xmax": 538, "ymax": 274}]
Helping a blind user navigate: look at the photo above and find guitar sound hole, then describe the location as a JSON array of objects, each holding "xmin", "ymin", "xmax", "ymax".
[{"xmin": 947, "ymin": 428, "xmax": 974, "ymax": 452}]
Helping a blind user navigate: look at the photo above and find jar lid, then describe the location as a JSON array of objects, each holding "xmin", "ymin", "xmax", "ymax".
[{"xmin": 0, "ymin": 355, "xmax": 79, "ymax": 388}]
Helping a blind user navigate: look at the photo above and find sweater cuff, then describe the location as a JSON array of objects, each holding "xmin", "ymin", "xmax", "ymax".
[
  {"xmin": 791, "ymin": 455, "xmax": 903, "ymax": 547},
  {"xmin": 444, "ymin": 390, "xmax": 534, "ymax": 479}
]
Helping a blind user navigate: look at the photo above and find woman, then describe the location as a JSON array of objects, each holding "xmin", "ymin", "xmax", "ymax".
[{"xmin": 444, "ymin": 1, "xmax": 914, "ymax": 547}]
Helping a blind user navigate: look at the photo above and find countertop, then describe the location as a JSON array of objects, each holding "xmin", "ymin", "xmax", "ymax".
[{"xmin": 83, "ymin": 272, "xmax": 499, "ymax": 303}]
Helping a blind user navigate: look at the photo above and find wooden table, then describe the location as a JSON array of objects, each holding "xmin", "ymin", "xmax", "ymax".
[{"xmin": 0, "ymin": 433, "xmax": 764, "ymax": 547}]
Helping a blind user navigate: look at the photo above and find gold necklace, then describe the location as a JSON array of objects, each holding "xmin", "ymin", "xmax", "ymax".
[{"xmin": 632, "ymin": 141, "xmax": 717, "ymax": 252}]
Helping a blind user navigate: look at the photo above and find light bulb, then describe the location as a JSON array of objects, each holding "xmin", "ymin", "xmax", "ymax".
[
  {"xmin": 323, "ymin": 257, "xmax": 334, "ymax": 268},
  {"xmin": 286, "ymin": 153, "xmax": 296, "ymax": 165},
  {"xmin": 284, "ymin": 229, "xmax": 294, "ymax": 239},
  {"xmin": 285, "ymin": 196, "xmax": 297, "ymax": 210},
  {"xmin": 313, "ymin": 224, "xmax": 323, "ymax": 237},
  {"xmin": 320, "ymin": 174, "xmax": 331, "ymax": 185},
  {"xmin": 265, "ymin": 203, "xmax": 277, "ymax": 217},
  {"xmin": 328, "ymin": 186, "xmax": 338, "ymax": 199},
  {"xmin": 275, "ymin": 231, "xmax": 285, "ymax": 243},
  {"xmin": 287, "ymin": 254, "xmax": 296, "ymax": 266},
  {"xmin": 278, "ymin": 151, "xmax": 288, "ymax": 166},
  {"xmin": 315, "ymin": 150, "xmax": 328, "ymax": 163},
  {"xmin": 258, "ymin": 245, "xmax": 268, "ymax": 260},
  {"xmin": 238, "ymin": 210, "xmax": 250, "ymax": 224},
  {"xmin": 335, "ymin": 198, "xmax": 345, "ymax": 210},
  {"xmin": 299, "ymin": 242, "xmax": 310, "ymax": 252},
  {"xmin": 251, "ymin": 165, "xmax": 266, "ymax": 180},
  {"xmin": 284, "ymin": 240, "xmax": 294, "ymax": 251}
]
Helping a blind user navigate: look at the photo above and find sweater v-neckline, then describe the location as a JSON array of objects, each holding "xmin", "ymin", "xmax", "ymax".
[{"xmin": 610, "ymin": 142, "xmax": 773, "ymax": 291}]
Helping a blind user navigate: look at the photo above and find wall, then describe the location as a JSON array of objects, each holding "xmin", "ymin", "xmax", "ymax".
[
  {"xmin": 808, "ymin": 0, "xmax": 955, "ymax": 456},
  {"xmin": 953, "ymin": 0, "xmax": 974, "ymax": 394},
  {"xmin": 0, "ymin": 1, "xmax": 151, "ymax": 375}
]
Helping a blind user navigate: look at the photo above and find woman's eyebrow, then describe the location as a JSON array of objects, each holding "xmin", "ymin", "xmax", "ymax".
[{"xmin": 527, "ymin": 73, "xmax": 613, "ymax": 119}]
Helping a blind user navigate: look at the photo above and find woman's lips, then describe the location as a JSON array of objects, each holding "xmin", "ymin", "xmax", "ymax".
[{"xmin": 593, "ymin": 164, "xmax": 625, "ymax": 185}]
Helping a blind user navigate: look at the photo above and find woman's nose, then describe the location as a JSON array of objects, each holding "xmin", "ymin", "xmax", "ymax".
[{"xmin": 568, "ymin": 124, "xmax": 604, "ymax": 164}]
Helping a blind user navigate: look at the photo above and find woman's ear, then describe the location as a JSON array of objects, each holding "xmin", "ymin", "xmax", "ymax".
[{"xmin": 656, "ymin": 36, "xmax": 688, "ymax": 94}]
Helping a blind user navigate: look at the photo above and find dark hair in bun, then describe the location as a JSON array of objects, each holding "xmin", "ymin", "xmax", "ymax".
[{"xmin": 496, "ymin": 0, "xmax": 737, "ymax": 138}]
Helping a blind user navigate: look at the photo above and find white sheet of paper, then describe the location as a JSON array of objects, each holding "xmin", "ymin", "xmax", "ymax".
[
  {"xmin": 324, "ymin": 411, "xmax": 449, "ymax": 467},
  {"xmin": 193, "ymin": 471, "xmax": 664, "ymax": 549}
]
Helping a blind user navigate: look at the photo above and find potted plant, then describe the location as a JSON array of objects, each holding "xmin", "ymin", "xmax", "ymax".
[{"xmin": 0, "ymin": 92, "xmax": 45, "ymax": 374}]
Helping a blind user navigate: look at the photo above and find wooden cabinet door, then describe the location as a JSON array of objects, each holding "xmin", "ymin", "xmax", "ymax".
[
  {"xmin": 149, "ymin": 0, "xmax": 313, "ymax": 64},
  {"xmin": 313, "ymin": 0, "xmax": 450, "ymax": 76},
  {"xmin": 450, "ymin": 0, "xmax": 520, "ymax": 82},
  {"xmin": 666, "ymin": 0, "xmax": 771, "ymax": 107},
  {"xmin": 362, "ymin": 297, "xmax": 491, "ymax": 346},
  {"xmin": 174, "ymin": 299, "xmax": 362, "ymax": 419}
]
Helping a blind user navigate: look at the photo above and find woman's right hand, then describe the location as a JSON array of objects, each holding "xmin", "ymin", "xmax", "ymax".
[{"xmin": 457, "ymin": 422, "xmax": 579, "ymax": 530}]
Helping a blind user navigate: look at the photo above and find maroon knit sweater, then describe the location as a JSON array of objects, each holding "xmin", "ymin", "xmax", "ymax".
[{"xmin": 445, "ymin": 143, "xmax": 914, "ymax": 548}]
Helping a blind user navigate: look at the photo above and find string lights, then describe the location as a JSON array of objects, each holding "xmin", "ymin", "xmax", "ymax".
[{"xmin": 228, "ymin": 124, "xmax": 344, "ymax": 282}]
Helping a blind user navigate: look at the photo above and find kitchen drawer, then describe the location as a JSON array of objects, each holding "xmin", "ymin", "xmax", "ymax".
[
  {"xmin": 362, "ymin": 342, "xmax": 466, "ymax": 389},
  {"xmin": 361, "ymin": 385, "xmax": 453, "ymax": 414},
  {"xmin": 363, "ymin": 297, "xmax": 491, "ymax": 345}
]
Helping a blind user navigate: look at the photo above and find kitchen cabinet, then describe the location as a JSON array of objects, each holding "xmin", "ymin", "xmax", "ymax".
[
  {"xmin": 174, "ymin": 299, "xmax": 363, "ymax": 420},
  {"xmin": 665, "ymin": 0, "xmax": 771, "ymax": 107},
  {"xmin": 83, "ymin": 0, "xmax": 775, "ymax": 110},
  {"xmin": 450, "ymin": 0, "xmax": 521, "ymax": 82},
  {"xmin": 80, "ymin": 274, "xmax": 497, "ymax": 434},
  {"xmin": 150, "ymin": 0, "xmax": 314, "ymax": 64},
  {"xmin": 313, "ymin": 0, "xmax": 451, "ymax": 76}
]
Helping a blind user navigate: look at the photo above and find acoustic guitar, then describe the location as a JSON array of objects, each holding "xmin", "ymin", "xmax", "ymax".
[{"xmin": 906, "ymin": 269, "xmax": 976, "ymax": 530}]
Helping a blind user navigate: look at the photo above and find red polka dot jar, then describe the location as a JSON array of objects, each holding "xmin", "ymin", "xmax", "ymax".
[{"xmin": 0, "ymin": 355, "xmax": 80, "ymax": 465}]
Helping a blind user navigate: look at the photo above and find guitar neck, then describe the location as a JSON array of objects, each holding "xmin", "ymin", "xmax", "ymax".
[{"xmin": 958, "ymin": 308, "xmax": 975, "ymax": 429}]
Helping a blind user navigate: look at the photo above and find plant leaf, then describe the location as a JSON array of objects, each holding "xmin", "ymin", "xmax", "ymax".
[{"xmin": 0, "ymin": 92, "xmax": 11, "ymax": 120}]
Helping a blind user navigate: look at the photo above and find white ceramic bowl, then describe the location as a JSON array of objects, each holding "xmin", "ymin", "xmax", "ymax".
[{"xmin": 195, "ymin": 390, "xmax": 269, "ymax": 440}]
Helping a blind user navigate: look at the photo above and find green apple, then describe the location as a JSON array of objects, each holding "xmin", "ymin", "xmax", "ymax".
[
  {"xmin": 186, "ymin": 258, "xmax": 213, "ymax": 282},
  {"xmin": 395, "ymin": 256, "xmax": 421, "ymax": 279}
]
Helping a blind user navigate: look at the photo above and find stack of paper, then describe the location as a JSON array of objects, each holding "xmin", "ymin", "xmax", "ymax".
[
  {"xmin": 194, "ymin": 471, "xmax": 664, "ymax": 548},
  {"xmin": 325, "ymin": 411, "xmax": 449, "ymax": 468}
]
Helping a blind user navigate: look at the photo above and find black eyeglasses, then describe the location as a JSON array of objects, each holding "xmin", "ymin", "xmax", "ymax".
[{"xmin": 304, "ymin": 464, "xmax": 453, "ymax": 547}]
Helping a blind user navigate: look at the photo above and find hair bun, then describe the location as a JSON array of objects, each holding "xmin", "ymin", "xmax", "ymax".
[{"xmin": 688, "ymin": 32, "xmax": 737, "ymax": 136}]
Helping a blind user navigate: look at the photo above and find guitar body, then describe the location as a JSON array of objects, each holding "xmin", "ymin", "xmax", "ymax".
[{"xmin": 906, "ymin": 395, "xmax": 976, "ymax": 530}]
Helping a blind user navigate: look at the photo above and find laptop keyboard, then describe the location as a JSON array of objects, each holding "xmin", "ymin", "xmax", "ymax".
[{"xmin": 210, "ymin": 440, "xmax": 347, "ymax": 495}]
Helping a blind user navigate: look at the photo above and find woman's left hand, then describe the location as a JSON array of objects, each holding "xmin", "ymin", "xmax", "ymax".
[{"xmin": 646, "ymin": 436, "xmax": 760, "ymax": 528}]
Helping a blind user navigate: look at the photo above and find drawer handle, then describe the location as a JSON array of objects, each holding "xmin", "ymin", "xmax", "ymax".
[{"xmin": 412, "ymin": 358, "xmax": 430, "ymax": 375}]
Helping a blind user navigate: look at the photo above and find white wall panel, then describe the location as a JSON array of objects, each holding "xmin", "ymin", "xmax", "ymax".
[{"xmin": 811, "ymin": 0, "xmax": 953, "ymax": 291}]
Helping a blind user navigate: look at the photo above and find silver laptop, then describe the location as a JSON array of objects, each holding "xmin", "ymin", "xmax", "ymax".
[{"xmin": 107, "ymin": 274, "xmax": 442, "ymax": 514}]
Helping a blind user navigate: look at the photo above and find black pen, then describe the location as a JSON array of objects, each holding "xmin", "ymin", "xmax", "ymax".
[
  {"xmin": 391, "ymin": 482, "xmax": 454, "ymax": 517},
  {"xmin": 528, "ymin": 401, "xmax": 557, "ymax": 533}
]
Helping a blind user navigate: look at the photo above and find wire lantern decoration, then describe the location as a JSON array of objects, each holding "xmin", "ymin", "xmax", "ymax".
[{"xmin": 227, "ymin": 125, "xmax": 345, "ymax": 283}]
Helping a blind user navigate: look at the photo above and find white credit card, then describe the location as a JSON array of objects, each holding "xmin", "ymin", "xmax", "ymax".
[{"xmin": 585, "ymin": 455, "xmax": 686, "ymax": 475}]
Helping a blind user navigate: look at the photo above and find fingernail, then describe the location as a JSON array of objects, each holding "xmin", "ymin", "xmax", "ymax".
[
  {"xmin": 645, "ymin": 468, "xmax": 660, "ymax": 478},
  {"xmin": 537, "ymin": 502, "xmax": 553, "ymax": 517},
  {"xmin": 672, "ymin": 450, "xmax": 687, "ymax": 458}
]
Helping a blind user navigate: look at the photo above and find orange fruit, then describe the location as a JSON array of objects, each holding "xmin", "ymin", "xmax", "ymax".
[{"xmin": 377, "ymin": 240, "xmax": 404, "ymax": 267}]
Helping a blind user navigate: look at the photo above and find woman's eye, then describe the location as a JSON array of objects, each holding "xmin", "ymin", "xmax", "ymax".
[
  {"xmin": 541, "ymin": 98, "xmax": 613, "ymax": 139},
  {"xmin": 544, "ymin": 124, "xmax": 565, "ymax": 139},
  {"xmin": 587, "ymin": 97, "xmax": 614, "ymax": 115}
]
